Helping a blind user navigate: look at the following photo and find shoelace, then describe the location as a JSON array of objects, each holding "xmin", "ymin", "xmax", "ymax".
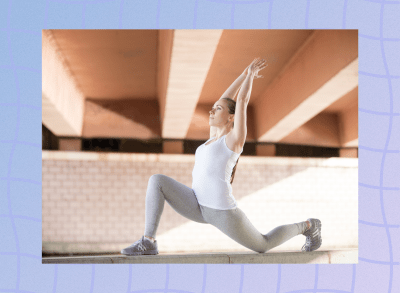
[
  {"xmin": 128, "ymin": 238, "xmax": 148, "ymax": 252},
  {"xmin": 137, "ymin": 242, "xmax": 147, "ymax": 252},
  {"xmin": 302, "ymin": 223, "xmax": 321, "ymax": 251}
]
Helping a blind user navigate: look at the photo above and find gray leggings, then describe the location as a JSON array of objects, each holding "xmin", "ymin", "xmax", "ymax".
[{"xmin": 144, "ymin": 174, "xmax": 307, "ymax": 253}]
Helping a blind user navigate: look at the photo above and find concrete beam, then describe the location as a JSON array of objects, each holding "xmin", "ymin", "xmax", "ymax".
[
  {"xmin": 255, "ymin": 30, "xmax": 358, "ymax": 143},
  {"xmin": 161, "ymin": 30, "xmax": 223, "ymax": 139},
  {"xmin": 157, "ymin": 30, "xmax": 174, "ymax": 132},
  {"xmin": 344, "ymin": 139, "xmax": 358, "ymax": 147},
  {"xmin": 42, "ymin": 30, "xmax": 85, "ymax": 137},
  {"xmin": 339, "ymin": 101, "xmax": 358, "ymax": 147}
]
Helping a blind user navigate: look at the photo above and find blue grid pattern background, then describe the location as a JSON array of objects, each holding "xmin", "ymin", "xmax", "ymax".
[{"xmin": 0, "ymin": 0, "xmax": 399, "ymax": 292}]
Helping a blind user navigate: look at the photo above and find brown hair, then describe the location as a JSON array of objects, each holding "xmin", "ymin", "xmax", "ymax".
[{"xmin": 221, "ymin": 97, "xmax": 240, "ymax": 184}]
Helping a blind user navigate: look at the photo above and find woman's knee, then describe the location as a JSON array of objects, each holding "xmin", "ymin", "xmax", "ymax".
[
  {"xmin": 149, "ymin": 174, "xmax": 168, "ymax": 185},
  {"xmin": 247, "ymin": 243, "xmax": 269, "ymax": 254}
]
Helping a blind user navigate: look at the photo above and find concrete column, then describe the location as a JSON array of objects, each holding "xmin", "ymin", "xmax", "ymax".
[
  {"xmin": 163, "ymin": 140, "xmax": 184, "ymax": 154},
  {"xmin": 256, "ymin": 144, "xmax": 276, "ymax": 156},
  {"xmin": 59, "ymin": 138, "xmax": 82, "ymax": 151}
]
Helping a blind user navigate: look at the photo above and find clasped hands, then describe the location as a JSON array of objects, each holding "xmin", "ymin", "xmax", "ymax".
[{"xmin": 242, "ymin": 57, "xmax": 268, "ymax": 79}]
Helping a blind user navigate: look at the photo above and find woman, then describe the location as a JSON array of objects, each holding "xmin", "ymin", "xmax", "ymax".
[{"xmin": 121, "ymin": 58, "xmax": 322, "ymax": 256}]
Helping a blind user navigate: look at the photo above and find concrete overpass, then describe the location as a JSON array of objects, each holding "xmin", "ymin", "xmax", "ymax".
[{"xmin": 42, "ymin": 29, "xmax": 358, "ymax": 156}]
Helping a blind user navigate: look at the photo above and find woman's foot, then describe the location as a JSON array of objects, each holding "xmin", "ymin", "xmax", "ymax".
[
  {"xmin": 121, "ymin": 236, "xmax": 159, "ymax": 256},
  {"xmin": 301, "ymin": 218, "xmax": 322, "ymax": 252}
]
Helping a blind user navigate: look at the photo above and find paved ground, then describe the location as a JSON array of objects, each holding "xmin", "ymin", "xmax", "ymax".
[{"xmin": 42, "ymin": 249, "xmax": 358, "ymax": 264}]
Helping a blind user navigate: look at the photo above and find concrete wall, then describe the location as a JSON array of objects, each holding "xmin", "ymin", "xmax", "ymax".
[{"xmin": 42, "ymin": 151, "xmax": 358, "ymax": 254}]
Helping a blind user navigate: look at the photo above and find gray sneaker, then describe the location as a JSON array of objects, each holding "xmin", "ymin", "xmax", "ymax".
[
  {"xmin": 301, "ymin": 218, "xmax": 322, "ymax": 252},
  {"xmin": 121, "ymin": 236, "xmax": 159, "ymax": 256}
]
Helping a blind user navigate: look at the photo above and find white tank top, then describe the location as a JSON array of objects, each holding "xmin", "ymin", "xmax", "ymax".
[{"xmin": 192, "ymin": 134, "xmax": 243, "ymax": 210}]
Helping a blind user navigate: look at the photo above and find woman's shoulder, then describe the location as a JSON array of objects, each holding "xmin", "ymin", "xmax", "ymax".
[{"xmin": 225, "ymin": 132, "xmax": 244, "ymax": 154}]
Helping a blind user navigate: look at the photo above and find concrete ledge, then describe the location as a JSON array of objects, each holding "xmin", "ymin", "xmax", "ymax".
[{"xmin": 42, "ymin": 249, "xmax": 357, "ymax": 264}]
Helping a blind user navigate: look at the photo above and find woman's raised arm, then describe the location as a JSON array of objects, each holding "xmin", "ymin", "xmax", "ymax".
[
  {"xmin": 233, "ymin": 58, "xmax": 267, "ymax": 144},
  {"xmin": 219, "ymin": 65, "xmax": 250, "ymax": 101},
  {"xmin": 237, "ymin": 58, "xmax": 267, "ymax": 103},
  {"xmin": 219, "ymin": 61, "xmax": 266, "ymax": 101}
]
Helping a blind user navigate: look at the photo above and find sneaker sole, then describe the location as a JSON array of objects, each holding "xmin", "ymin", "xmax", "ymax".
[
  {"xmin": 302, "ymin": 219, "xmax": 322, "ymax": 252},
  {"xmin": 310, "ymin": 219, "xmax": 322, "ymax": 251}
]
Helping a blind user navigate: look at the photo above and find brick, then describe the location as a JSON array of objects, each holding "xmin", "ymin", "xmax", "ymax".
[
  {"xmin": 49, "ymin": 180, "xmax": 61, "ymax": 187},
  {"xmin": 62, "ymin": 181, "xmax": 74, "ymax": 187}
]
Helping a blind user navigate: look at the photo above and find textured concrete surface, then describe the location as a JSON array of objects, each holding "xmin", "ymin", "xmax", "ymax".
[{"xmin": 42, "ymin": 249, "xmax": 357, "ymax": 264}]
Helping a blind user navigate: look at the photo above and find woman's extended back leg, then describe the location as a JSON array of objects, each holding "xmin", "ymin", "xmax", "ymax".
[{"xmin": 200, "ymin": 205, "xmax": 308, "ymax": 253}]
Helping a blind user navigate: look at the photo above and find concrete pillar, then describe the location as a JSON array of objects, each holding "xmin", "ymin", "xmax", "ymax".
[
  {"xmin": 59, "ymin": 138, "xmax": 82, "ymax": 151},
  {"xmin": 339, "ymin": 148, "xmax": 358, "ymax": 158},
  {"xmin": 42, "ymin": 30, "xmax": 84, "ymax": 137},
  {"xmin": 256, "ymin": 144, "xmax": 276, "ymax": 156},
  {"xmin": 163, "ymin": 141, "xmax": 184, "ymax": 154}
]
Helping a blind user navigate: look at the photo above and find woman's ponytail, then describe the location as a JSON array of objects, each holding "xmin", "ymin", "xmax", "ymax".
[{"xmin": 230, "ymin": 157, "xmax": 239, "ymax": 184}]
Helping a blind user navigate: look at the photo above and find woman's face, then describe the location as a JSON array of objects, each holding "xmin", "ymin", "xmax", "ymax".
[{"xmin": 209, "ymin": 99, "xmax": 234, "ymax": 127}]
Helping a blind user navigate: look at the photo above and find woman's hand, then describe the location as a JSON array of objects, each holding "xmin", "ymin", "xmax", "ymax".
[{"xmin": 247, "ymin": 58, "xmax": 268, "ymax": 79}]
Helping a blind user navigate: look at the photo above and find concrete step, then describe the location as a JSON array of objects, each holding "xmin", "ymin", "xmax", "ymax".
[{"xmin": 42, "ymin": 249, "xmax": 357, "ymax": 264}]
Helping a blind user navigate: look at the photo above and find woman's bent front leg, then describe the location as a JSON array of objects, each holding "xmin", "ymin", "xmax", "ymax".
[{"xmin": 144, "ymin": 174, "xmax": 207, "ymax": 239}]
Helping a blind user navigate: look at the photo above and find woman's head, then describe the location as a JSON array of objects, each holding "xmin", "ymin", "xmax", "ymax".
[{"xmin": 209, "ymin": 98, "xmax": 236, "ymax": 128}]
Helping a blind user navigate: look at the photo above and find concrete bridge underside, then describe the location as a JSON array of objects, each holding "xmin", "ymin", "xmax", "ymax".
[{"xmin": 42, "ymin": 29, "xmax": 358, "ymax": 156}]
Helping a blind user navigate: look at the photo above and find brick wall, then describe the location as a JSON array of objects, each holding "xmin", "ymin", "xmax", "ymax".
[{"xmin": 42, "ymin": 151, "xmax": 358, "ymax": 254}]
